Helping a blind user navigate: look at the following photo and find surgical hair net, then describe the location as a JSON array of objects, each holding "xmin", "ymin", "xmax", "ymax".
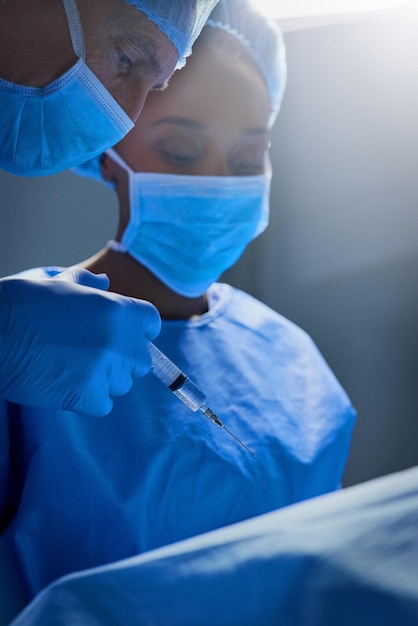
[
  {"xmin": 123, "ymin": 0, "xmax": 219, "ymax": 68},
  {"xmin": 206, "ymin": 0, "xmax": 287, "ymax": 128},
  {"xmin": 74, "ymin": 0, "xmax": 286, "ymax": 184}
]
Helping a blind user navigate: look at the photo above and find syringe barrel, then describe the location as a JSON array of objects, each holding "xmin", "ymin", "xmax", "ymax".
[
  {"xmin": 148, "ymin": 342, "xmax": 207, "ymax": 412},
  {"xmin": 172, "ymin": 378, "xmax": 207, "ymax": 412},
  {"xmin": 148, "ymin": 342, "xmax": 181, "ymax": 387}
]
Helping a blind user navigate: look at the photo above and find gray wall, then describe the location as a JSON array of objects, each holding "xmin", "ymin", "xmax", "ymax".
[{"xmin": 1, "ymin": 6, "xmax": 417, "ymax": 487}]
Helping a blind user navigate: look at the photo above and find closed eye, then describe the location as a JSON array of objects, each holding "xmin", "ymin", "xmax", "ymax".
[
  {"xmin": 161, "ymin": 149, "xmax": 197, "ymax": 167},
  {"xmin": 231, "ymin": 137, "xmax": 270, "ymax": 176},
  {"xmin": 157, "ymin": 134, "xmax": 202, "ymax": 168},
  {"xmin": 112, "ymin": 30, "xmax": 162, "ymax": 81},
  {"xmin": 233, "ymin": 162, "xmax": 265, "ymax": 175},
  {"xmin": 117, "ymin": 48, "xmax": 133, "ymax": 75}
]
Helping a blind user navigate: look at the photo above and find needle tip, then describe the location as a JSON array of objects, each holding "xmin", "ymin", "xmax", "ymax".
[
  {"xmin": 203, "ymin": 408, "xmax": 257, "ymax": 458},
  {"xmin": 222, "ymin": 425, "xmax": 257, "ymax": 459}
]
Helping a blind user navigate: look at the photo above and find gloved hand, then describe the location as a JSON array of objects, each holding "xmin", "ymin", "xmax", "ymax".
[{"xmin": 0, "ymin": 267, "xmax": 161, "ymax": 416}]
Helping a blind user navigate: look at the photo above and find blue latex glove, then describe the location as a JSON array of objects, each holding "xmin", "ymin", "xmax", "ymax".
[{"xmin": 0, "ymin": 267, "xmax": 161, "ymax": 416}]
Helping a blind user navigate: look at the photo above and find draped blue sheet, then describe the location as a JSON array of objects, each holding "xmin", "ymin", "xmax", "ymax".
[{"xmin": 9, "ymin": 466, "xmax": 418, "ymax": 626}]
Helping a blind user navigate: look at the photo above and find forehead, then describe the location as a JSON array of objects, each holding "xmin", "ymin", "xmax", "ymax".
[{"xmin": 139, "ymin": 28, "xmax": 270, "ymax": 129}]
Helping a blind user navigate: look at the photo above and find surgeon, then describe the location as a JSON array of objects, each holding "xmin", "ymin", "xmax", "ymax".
[
  {"xmin": 0, "ymin": 0, "xmax": 218, "ymax": 177},
  {"xmin": 0, "ymin": 0, "xmax": 355, "ymax": 614},
  {"xmin": 0, "ymin": 0, "xmax": 218, "ymax": 418}
]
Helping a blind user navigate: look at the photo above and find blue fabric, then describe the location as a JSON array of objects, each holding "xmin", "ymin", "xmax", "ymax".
[
  {"xmin": 73, "ymin": 0, "xmax": 286, "ymax": 184},
  {"xmin": 10, "ymin": 466, "xmax": 418, "ymax": 626},
  {"xmin": 105, "ymin": 149, "xmax": 271, "ymax": 297},
  {"xmin": 206, "ymin": 0, "xmax": 287, "ymax": 127},
  {"xmin": 0, "ymin": 268, "xmax": 160, "ymax": 416},
  {"xmin": 123, "ymin": 0, "xmax": 219, "ymax": 68},
  {"xmin": 0, "ymin": 0, "xmax": 134, "ymax": 177},
  {"xmin": 0, "ymin": 269, "xmax": 355, "ymax": 603}
]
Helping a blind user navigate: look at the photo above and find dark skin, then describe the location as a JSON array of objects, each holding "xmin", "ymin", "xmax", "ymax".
[
  {"xmin": 81, "ymin": 163, "xmax": 207, "ymax": 320},
  {"xmin": 79, "ymin": 29, "xmax": 270, "ymax": 321},
  {"xmin": 84, "ymin": 246, "xmax": 208, "ymax": 320}
]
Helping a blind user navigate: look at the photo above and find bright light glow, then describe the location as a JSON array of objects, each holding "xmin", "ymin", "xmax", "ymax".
[{"xmin": 257, "ymin": 0, "xmax": 414, "ymax": 20}]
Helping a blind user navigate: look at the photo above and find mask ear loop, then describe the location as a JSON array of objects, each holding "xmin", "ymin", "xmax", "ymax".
[
  {"xmin": 105, "ymin": 147, "xmax": 138, "ymax": 212},
  {"xmin": 105, "ymin": 149, "xmax": 138, "ymax": 253},
  {"xmin": 251, "ymin": 157, "xmax": 272, "ymax": 238},
  {"xmin": 105, "ymin": 149, "xmax": 135, "ymax": 175},
  {"xmin": 107, "ymin": 239, "xmax": 128, "ymax": 253},
  {"xmin": 62, "ymin": 0, "xmax": 86, "ymax": 60}
]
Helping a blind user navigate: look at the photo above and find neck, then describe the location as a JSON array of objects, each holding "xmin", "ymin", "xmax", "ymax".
[{"xmin": 80, "ymin": 246, "xmax": 208, "ymax": 320}]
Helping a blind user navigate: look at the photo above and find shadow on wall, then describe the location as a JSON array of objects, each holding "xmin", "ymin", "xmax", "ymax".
[
  {"xmin": 0, "ymin": 6, "xmax": 417, "ymax": 487},
  {"xmin": 261, "ymin": 255, "xmax": 418, "ymax": 487},
  {"xmin": 224, "ymin": 7, "xmax": 418, "ymax": 487}
]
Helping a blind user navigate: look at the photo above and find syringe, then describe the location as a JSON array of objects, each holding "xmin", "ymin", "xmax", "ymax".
[{"xmin": 148, "ymin": 342, "xmax": 256, "ymax": 458}]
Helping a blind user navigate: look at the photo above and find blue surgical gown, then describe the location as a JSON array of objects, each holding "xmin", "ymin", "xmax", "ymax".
[
  {"xmin": 0, "ymin": 269, "xmax": 355, "ymax": 604},
  {"xmin": 10, "ymin": 466, "xmax": 418, "ymax": 626}
]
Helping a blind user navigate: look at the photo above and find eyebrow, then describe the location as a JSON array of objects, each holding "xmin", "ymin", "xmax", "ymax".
[
  {"xmin": 152, "ymin": 116, "xmax": 207, "ymax": 130},
  {"xmin": 117, "ymin": 31, "xmax": 163, "ymax": 80},
  {"xmin": 135, "ymin": 38, "xmax": 161, "ymax": 77},
  {"xmin": 152, "ymin": 116, "xmax": 270, "ymax": 137}
]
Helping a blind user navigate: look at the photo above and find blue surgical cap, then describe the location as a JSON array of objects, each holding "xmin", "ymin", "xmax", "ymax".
[
  {"xmin": 206, "ymin": 0, "xmax": 287, "ymax": 128},
  {"xmin": 74, "ymin": 0, "xmax": 286, "ymax": 184},
  {"xmin": 123, "ymin": 0, "xmax": 219, "ymax": 68}
]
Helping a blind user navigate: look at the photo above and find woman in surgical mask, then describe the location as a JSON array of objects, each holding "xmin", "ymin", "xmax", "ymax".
[{"xmin": 0, "ymin": 0, "xmax": 356, "ymax": 611}]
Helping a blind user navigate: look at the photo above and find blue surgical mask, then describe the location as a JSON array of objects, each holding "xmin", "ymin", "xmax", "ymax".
[
  {"xmin": 106, "ymin": 149, "xmax": 271, "ymax": 298},
  {"xmin": 0, "ymin": 0, "xmax": 134, "ymax": 177}
]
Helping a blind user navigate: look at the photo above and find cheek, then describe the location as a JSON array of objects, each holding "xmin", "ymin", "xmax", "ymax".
[
  {"xmin": 110, "ymin": 80, "xmax": 152, "ymax": 122},
  {"xmin": 85, "ymin": 55, "xmax": 152, "ymax": 121}
]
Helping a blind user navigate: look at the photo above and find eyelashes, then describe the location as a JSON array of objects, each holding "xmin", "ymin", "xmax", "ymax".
[
  {"xmin": 116, "ymin": 48, "xmax": 133, "ymax": 75},
  {"xmin": 161, "ymin": 149, "xmax": 197, "ymax": 167},
  {"xmin": 155, "ymin": 133, "xmax": 269, "ymax": 175}
]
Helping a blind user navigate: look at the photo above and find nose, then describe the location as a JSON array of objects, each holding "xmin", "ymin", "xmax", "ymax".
[
  {"xmin": 113, "ymin": 78, "xmax": 153, "ymax": 123},
  {"xmin": 205, "ymin": 152, "xmax": 232, "ymax": 177},
  {"xmin": 216, "ymin": 161, "xmax": 232, "ymax": 177},
  {"xmin": 123, "ymin": 86, "xmax": 149, "ymax": 123}
]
